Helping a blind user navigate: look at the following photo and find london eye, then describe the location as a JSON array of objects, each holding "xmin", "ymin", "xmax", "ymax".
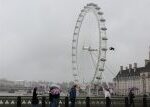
[{"xmin": 72, "ymin": 3, "xmax": 108, "ymax": 93}]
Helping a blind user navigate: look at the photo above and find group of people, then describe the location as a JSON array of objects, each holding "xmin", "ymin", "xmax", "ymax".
[
  {"xmin": 31, "ymin": 84, "xmax": 135, "ymax": 107},
  {"xmin": 103, "ymin": 87, "xmax": 135, "ymax": 107},
  {"xmin": 31, "ymin": 84, "xmax": 77, "ymax": 107}
]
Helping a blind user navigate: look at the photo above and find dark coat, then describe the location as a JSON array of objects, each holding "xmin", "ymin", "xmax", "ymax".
[
  {"xmin": 69, "ymin": 87, "xmax": 76, "ymax": 102},
  {"xmin": 32, "ymin": 91, "xmax": 39, "ymax": 104},
  {"xmin": 129, "ymin": 91, "xmax": 135, "ymax": 103},
  {"xmin": 49, "ymin": 93, "xmax": 60, "ymax": 101}
]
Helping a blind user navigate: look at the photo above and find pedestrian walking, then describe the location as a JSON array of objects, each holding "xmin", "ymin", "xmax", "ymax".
[
  {"xmin": 31, "ymin": 87, "xmax": 39, "ymax": 107},
  {"xmin": 69, "ymin": 85, "xmax": 77, "ymax": 107},
  {"xmin": 128, "ymin": 89, "xmax": 135, "ymax": 107},
  {"xmin": 103, "ymin": 88, "xmax": 111, "ymax": 107},
  {"xmin": 49, "ymin": 84, "xmax": 61, "ymax": 107}
]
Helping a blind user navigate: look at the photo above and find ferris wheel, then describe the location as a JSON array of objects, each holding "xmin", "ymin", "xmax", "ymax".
[{"xmin": 72, "ymin": 3, "xmax": 108, "ymax": 86}]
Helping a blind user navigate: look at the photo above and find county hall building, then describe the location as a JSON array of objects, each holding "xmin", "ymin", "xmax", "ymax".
[{"xmin": 113, "ymin": 51, "xmax": 150, "ymax": 95}]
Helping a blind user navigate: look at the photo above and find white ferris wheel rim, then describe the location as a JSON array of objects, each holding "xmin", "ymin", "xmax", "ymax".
[{"xmin": 72, "ymin": 3, "xmax": 108, "ymax": 85}]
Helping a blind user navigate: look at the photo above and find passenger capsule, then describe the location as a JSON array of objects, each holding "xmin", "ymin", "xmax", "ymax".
[
  {"xmin": 102, "ymin": 37, "xmax": 108, "ymax": 40},
  {"xmin": 93, "ymin": 4, "xmax": 97, "ymax": 7},
  {"xmin": 74, "ymin": 33, "xmax": 78, "ymax": 35},
  {"xmin": 75, "ymin": 26, "xmax": 79, "ymax": 29},
  {"xmin": 77, "ymin": 20, "xmax": 81, "ymax": 22},
  {"xmin": 98, "ymin": 12, "xmax": 103, "ymax": 15},
  {"xmin": 72, "ymin": 47, "xmax": 76, "ymax": 49},
  {"xmin": 100, "ymin": 58, "xmax": 106, "ymax": 61},
  {"xmin": 72, "ymin": 67, "xmax": 76, "ymax": 70},
  {"xmin": 75, "ymin": 79, "xmax": 79, "ymax": 82},
  {"xmin": 79, "ymin": 14, "xmax": 84, "ymax": 17},
  {"xmin": 96, "ymin": 76, "xmax": 101, "ymax": 80},
  {"xmin": 101, "ymin": 27, "xmax": 107, "ymax": 31},
  {"xmin": 99, "ymin": 68, "xmax": 104, "ymax": 71},
  {"xmin": 81, "ymin": 9, "xmax": 86, "ymax": 12},
  {"xmin": 101, "ymin": 48, "xmax": 107, "ymax": 51},
  {"xmin": 100, "ymin": 18, "xmax": 106, "ymax": 22},
  {"xmin": 72, "ymin": 40, "xmax": 77, "ymax": 42},
  {"xmin": 87, "ymin": 3, "xmax": 93, "ymax": 6},
  {"xmin": 72, "ymin": 54, "xmax": 76, "ymax": 56},
  {"xmin": 73, "ymin": 74, "xmax": 78, "ymax": 76},
  {"xmin": 95, "ymin": 7, "xmax": 100, "ymax": 10},
  {"xmin": 72, "ymin": 61, "xmax": 76, "ymax": 63}
]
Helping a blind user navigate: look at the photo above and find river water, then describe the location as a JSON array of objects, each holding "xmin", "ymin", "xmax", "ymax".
[
  {"xmin": 0, "ymin": 91, "xmax": 66, "ymax": 96},
  {"xmin": 0, "ymin": 91, "xmax": 32, "ymax": 96}
]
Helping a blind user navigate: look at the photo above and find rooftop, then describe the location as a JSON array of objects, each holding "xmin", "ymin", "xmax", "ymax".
[{"xmin": 114, "ymin": 60, "xmax": 150, "ymax": 80}]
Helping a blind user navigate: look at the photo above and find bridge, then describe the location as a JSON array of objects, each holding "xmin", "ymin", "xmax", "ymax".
[{"xmin": 0, "ymin": 96, "xmax": 149, "ymax": 107}]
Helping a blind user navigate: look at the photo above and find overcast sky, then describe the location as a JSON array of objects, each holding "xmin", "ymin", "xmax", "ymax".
[{"xmin": 0, "ymin": 0, "xmax": 150, "ymax": 82}]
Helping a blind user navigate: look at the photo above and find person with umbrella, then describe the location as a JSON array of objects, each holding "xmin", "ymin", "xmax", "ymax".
[
  {"xmin": 49, "ymin": 84, "xmax": 61, "ymax": 107},
  {"xmin": 103, "ymin": 87, "xmax": 111, "ymax": 107},
  {"xmin": 128, "ymin": 89, "xmax": 135, "ymax": 107}
]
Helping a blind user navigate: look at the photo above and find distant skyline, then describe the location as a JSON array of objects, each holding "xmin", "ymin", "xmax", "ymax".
[{"xmin": 0, "ymin": 0, "xmax": 150, "ymax": 82}]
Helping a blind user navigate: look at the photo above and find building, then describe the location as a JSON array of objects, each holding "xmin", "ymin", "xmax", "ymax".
[{"xmin": 113, "ymin": 51, "xmax": 150, "ymax": 96}]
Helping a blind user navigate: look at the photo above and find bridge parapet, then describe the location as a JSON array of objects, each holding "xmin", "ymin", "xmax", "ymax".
[{"xmin": 0, "ymin": 96, "xmax": 149, "ymax": 107}]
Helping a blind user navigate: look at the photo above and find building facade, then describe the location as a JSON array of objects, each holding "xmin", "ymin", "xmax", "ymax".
[{"xmin": 114, "ymin": 54, "xmax": 150, "ymax": 95}]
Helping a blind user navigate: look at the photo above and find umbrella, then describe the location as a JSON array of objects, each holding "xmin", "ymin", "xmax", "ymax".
[
  {"xmin": 129, "ymin": 87, "xmax": 139, "ymax": 91},
  {"xmin": 50, "ymin": 88, "xmax": 61, "ymax": 95},
  {"xmin": 50, "ymin": 84, "xmax": 60, "ymax": 89}
]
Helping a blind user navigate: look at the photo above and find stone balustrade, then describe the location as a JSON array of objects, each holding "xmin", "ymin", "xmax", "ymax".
[{"xmin": 0, "ymin": 96, "xmax": 149, "ymax": 107}]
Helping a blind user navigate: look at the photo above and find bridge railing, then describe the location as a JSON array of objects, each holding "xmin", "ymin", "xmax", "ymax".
[{"xmin": 0, "ymin": 96, "xmax": 149, "ymax": 107}]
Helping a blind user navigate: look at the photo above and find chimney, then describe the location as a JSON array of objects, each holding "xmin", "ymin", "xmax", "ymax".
[
  {"xmin": 134, "ymin": 63, "xmax": 137, "ymax": 68},
  {"xmin": 129, "ymin": 64, "xmax": 132, "ymax": 69},
  {"xmin": 149, "ymin": 46, "xmax": 150, "ymax": 60},
  {"xmin": 134, "ymin": 63, "xmax": 137, "ymax": 72},
  {"xmin": 125, "ymin": 67, "xmax": 128, "ymax": 70},
  {"xmin": 120, "ymin": 66, "xmax": 123, "ymax": 71},
  {"xmin": 145, "ymin": 59, "xmax": 149, "ymax": 67}
]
